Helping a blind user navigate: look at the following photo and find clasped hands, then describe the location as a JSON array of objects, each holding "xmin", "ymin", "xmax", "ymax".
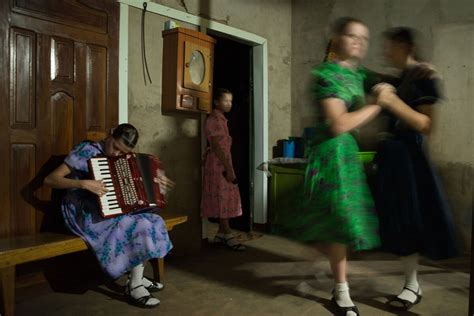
[{"xmin": 371, "ymin": 82, "xmax": 399, "ymax": 109}]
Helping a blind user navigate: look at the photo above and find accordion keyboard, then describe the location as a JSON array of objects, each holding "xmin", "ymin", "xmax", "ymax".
[{"xmin": 89, "ymin": 157, "xmax": 121, "ymax": 215}]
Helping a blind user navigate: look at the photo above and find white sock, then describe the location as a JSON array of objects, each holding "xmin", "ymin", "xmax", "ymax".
[
  {"xmin": 396, "ymin": 254, "xmax": 421, "ymax": 304},
  {"xmin": 334, "ymin": 282, "xmax": 357, "ymax": 316},
  {"xmin": 129, "ymin": 264, "xmax": 160, "ymax": 306},
  {"xmin": 130, "ymin": 263, "xmax": 145, "ymax": 288}
]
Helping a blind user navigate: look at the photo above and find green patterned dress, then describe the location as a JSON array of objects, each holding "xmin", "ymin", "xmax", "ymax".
[{"xmin": 273, "ymin": 62, "xmax": 380, "ymax": 251}]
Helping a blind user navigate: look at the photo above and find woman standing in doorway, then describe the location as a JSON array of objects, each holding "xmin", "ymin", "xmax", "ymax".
[{"xmin": 201, "ymin": 88, "xmax": 245, "ymax": 251}]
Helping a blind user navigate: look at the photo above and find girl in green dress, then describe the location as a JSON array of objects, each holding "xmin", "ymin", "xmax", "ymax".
[{"xmin": 273, "ymin": 17, "xmax": 382, "ymax": 316}]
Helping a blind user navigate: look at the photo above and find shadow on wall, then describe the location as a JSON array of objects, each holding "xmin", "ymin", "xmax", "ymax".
[
  {"xmin": 436, "ymin": 162, "xmax": 473, "ymax": 253},
  {"xmin": 21, "ymin": 154, "xmax": 69, "ymax": 234},
  {"xmin": 149, "ymin": 111, "xmax": 203, "ymax": 254}
]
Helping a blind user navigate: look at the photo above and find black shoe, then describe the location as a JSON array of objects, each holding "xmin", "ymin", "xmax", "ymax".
[
  {"xmin": 387, "ymin": 287, "xmax": 422, "ymax": 311},
  {"xmin": 125, "ymin": 284, "xmax": 160, "ymax": 308},
  {"xmin": 331, "ymin": 295, "xmax": 360, "ymax": 316},
  {"xmin": 143, "ymin": 277, "xmax": 164, "ymax": 292}
]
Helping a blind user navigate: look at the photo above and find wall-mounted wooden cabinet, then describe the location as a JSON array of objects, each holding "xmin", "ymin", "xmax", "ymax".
[{"xmin": 161, "ymin": 27, "xmax": 216, "ymax": 114}]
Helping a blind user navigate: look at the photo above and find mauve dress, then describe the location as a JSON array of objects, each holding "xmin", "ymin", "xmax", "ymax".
[
  {"xmin": 61, "ymin": 141, "xmax": 173, "ymax": 279},
  {"xmin": 201, "ymin": 110, "xmax": 242, "ymax": 219}
]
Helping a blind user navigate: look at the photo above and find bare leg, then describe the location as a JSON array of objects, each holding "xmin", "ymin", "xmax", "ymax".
[
  {"xmin": 218, "ymin": 218, "xmax": 232, "ymax": 234},
  {"xmin": 327, "ymin": 243, "xmax": 347, "ymax": 283},
  {"xmin": 323, "ymin": 243, "xmax": 358, "ymax": 315},
  {"xmin": 215, "ymin": 218, "xmax": 245, "ymax": 251}
]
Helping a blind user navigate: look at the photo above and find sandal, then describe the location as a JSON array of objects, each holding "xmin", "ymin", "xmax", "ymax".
[
  {"xmin": 125, "ymin": 284, "xmax": 160, "ymax": 308},
  {"xmin": 331, "ymin": 297, "xmax": 360, "ymax": 316},
  {"xmin": 143, "ymin": 276, "xmax": 164, "ymax": 292},
  {"xmin": 387, "ymin": 287, "xmax": 422, "ymax": 311},
  {"xmin": 214, "ymin": 234, "xmax": 246, "ymax": 251}
]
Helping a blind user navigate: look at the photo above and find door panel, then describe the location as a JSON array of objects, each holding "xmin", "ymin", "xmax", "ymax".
[
  {"xmin": 10, "ymin": 27, "xmax": 36, "ymax": 129},
  {"xmin": 51, "ymin": 37, "xmax": 74, "ymax": 83},
  {"xmin": 10, "ymin": 144, "xmax": 37, "ymax": 236},
  {"xmin": 86, "ymin": 44, "xmax": 107, "ymax": 136},
  {"xmin": 51, "ymin": 92, "xmax": 75, "ymax": 156}
]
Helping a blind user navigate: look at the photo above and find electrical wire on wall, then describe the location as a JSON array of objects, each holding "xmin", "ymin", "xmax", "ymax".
[{"xmin": 141, "ymin": 2, "xmax": 152, "ymax": 85}]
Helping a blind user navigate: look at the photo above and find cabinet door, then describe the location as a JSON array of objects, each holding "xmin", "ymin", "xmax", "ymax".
[
  {"xmin": 183, "ymin": 41, "xmax": 211, "ymax": 93},
  {"xmin": 268, "ymin": 165, "xmax": 305, "ymax": 226}
]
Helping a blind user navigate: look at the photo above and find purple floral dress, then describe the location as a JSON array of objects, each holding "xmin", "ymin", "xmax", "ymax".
[{"xmin": 61, "ymin": 141, "xmax": 172, "ymax": 279}]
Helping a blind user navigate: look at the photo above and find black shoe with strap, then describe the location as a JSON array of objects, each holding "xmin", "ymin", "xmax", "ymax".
[
  {"xmin": 214, "ymin": 234, "xmax": 246, "ymax": 251},
  {"xmin": 125, "ymin": 284, "xmax": 160, "ymax": 308},
  {"xmin": 387, "ymin": 287, "xmax": 422, "ymax": 311},
  {"xmin": 143, "ymin": 276, "xmax": 164, "ymax": 292},
  {"xmin": 331, "ymin": 290, "xmax": 360, "ymax": 316}
]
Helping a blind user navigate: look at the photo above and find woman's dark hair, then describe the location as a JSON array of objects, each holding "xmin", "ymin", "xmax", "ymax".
[
  {"xmin": 383, "ymin": 27, "xmax": 421, "ymax": 59},
  {"xmin": 383, "ymin": 27, "xmax": 415, "ymax": 46},
  {"xmin": 331, "ymin": 16, "xmax": 366, "ymax": 36},
  {"xmin": 213, "ymin": 88, "xmax": 232, "ymax": 108},
  {"xmin": 112, "ymin": 123, "xmax": 139, "ymax": 148},
  {"xmin": 213, "ymin": 88, "xmax": 232, "ymax": 101}
]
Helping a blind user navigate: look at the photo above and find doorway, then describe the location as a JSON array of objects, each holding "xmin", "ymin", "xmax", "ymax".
[{"xmin": 210, "ymin": 33, "xmax": 253, "ymax": 232}]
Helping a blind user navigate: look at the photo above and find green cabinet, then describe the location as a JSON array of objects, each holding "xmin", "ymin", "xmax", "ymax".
[
  {"xmin": 266, "ymin": 152, "xmax": 376, "ymax": 228},
  {"xmin": 267, "ymin": 164, "xmax": 306, "ymax": 227}
]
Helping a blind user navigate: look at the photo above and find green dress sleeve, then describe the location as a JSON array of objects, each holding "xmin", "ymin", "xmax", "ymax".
[{"xmin": 311, "ymin": 62, "xmax": 365, "ymax": 109}]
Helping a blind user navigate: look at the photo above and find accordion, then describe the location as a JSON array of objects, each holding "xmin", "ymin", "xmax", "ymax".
[{"xmin": 88, "ymin": 153, "xmax": 167, "ymax": 218}]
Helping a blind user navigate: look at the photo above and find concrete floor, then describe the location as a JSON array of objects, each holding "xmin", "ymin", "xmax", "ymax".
[{"xmin": 16, "ymin": 231, "xmax": 469, "ymax": 316}]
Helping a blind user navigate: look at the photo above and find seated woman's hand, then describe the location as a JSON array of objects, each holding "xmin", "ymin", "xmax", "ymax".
[
  {"xmin": 82, "ymin": 179, "xmax": 109, "ymax": 197},
  {"xmin": 153, "ymin": 170, "xmax": 176, "ymax": 196}
]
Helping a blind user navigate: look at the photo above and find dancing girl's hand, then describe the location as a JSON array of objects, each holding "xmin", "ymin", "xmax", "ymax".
[{"xmin": 372, "ymin": 83, "xmax": 398, "ymax": 108}]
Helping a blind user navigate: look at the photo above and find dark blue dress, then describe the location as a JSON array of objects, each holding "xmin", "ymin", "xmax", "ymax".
[{"xmin": 374, "ymin": 67, "xmax": 459, "ymax": 260}]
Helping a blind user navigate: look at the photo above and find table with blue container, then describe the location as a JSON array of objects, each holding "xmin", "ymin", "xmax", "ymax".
[{"xmin": 259, "ymin": 151, "xmax": 377, "ymax": 230}]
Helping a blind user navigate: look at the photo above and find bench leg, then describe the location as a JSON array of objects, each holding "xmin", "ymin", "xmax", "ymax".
[
  {"xmin": 150, "ymin": 258, "xmax": 164, "ymax": 283},
  {"xmin": 0, "ymin": 266, "xmax": 15, "ymax": 316}
]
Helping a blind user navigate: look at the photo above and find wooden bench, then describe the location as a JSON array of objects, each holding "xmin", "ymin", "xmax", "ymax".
[{"xmin": 0, "ymin": 211, "xmax": 187, "ymax": 316}]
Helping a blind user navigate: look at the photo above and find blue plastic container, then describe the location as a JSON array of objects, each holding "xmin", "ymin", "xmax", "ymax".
[
  {"xmin": 289, "ymin": 137, "xmax": 304, "ymax": 158},
  {"xmin": 283, "ymin": 140, "xmax": 295, "ymax": 158}
]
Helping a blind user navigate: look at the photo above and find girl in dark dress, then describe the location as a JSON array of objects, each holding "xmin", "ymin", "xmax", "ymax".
[{"xmin": 372, "ymin": 27, "xmax": 459, "ymax": 311}]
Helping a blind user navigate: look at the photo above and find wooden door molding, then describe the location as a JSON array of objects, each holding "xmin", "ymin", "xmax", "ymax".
[{"xmin": 11, "ymin": 0, "xmax": 108, "ymax": 34}]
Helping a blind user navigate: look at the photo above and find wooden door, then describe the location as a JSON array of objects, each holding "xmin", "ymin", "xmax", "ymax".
[{"xmin": 0, "ymin": 0, "xmax": 119, "ymax": 238}]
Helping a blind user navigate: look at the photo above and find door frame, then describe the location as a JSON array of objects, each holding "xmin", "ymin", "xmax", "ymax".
[{"xmin": 117, "ymin": 1, "xmax": 269, "ymax": 232}]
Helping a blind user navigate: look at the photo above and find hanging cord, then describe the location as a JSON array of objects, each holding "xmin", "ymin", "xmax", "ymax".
[{"xmin": 141, "ymin": 2, "xmax": 152, "ymax": 85}]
